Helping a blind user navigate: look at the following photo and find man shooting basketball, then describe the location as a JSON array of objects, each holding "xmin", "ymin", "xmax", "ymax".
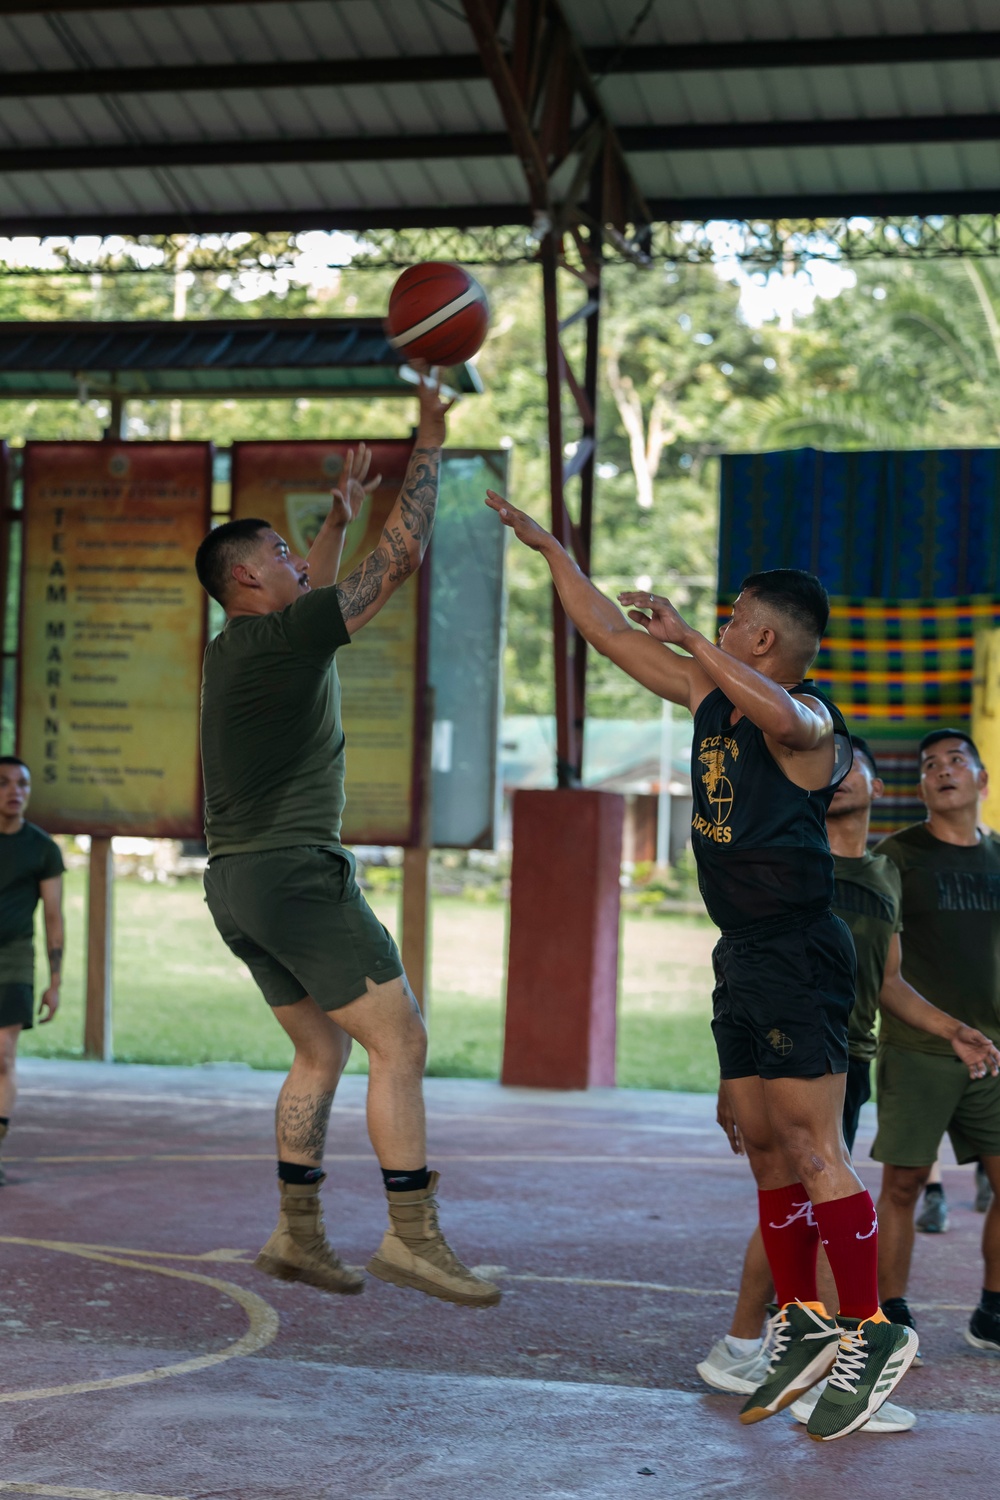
[
  {"xmin": 485, "ymin": 488, "xmax": 916, "ymax": 1440},
  {"xmin": 194, "ymin": 372, "xmax": 499, "ymax": 1310}
]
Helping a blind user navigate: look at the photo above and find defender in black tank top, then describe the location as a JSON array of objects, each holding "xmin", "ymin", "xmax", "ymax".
[
  {"xmin": 488, "ymin": 490, "xmax": 920, "ymax": 1433},
  {"xmin": 692, "ymin": 682, "xmax": 852, "ymax": 933}
]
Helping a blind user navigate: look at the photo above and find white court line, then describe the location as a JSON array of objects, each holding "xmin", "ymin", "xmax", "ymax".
[
  {"xmin": 0, "ymin": 1487, "xmax": 189, "ymax": 1499},
  {"xmin": 0, "ymin": 1237, "xmax": 279, "ymax": 1405}
]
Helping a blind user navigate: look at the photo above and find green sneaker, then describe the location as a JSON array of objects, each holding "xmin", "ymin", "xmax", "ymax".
[
  {"xmin": 806, "ymin": 1315, "xmax": 919, "ymax": 1441},
  {"xmin": 739, "ymin": 1301, "xmax": 840, "ymax": 1424}
]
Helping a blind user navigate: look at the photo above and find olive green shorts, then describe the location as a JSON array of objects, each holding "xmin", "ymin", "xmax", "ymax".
[
  {"xmin": 204, "ymin": 845, "xmax": 404, "ymax": 1011},
  {"xmin": 871, "ymin": 1041, "xmax": 1000, "ymax": 1167}
]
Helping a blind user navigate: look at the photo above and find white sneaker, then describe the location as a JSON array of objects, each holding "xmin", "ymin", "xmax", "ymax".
[
  {"xmin": 790, "ymin": 1378, "xmax": 916, "ymax": 1432},
  {"xmin": 696, "ymin": 1338, "xmax": 771, "ymax": 1394}
]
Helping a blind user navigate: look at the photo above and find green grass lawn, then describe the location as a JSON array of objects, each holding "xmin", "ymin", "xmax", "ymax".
[{"xmin": 21, "ymin": 869, "xmax": 720, "ymax": 1091}]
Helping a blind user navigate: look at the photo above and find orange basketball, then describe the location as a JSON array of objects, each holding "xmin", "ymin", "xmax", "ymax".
[{"xmin": 386, "ymin": 262, "xmax": 489, "ymax": 365}]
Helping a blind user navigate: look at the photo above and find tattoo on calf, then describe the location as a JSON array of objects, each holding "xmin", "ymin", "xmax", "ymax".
[
  {"xmin": 336, "ymin": 546, "xmax": 389, "ymax": 621},
  {"xmin": 277, "ymin": 1088, "xmax": 335, "ymax": 1162}
]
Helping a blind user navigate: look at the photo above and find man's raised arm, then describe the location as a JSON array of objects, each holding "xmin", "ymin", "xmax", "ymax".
[
  {"xmin": 484, "ymin": 490, "xmax": 706, "ymax": 711},
  {"xmin": 619, "ymin": 590, "xmax": 830, "ymax": 753},
  {"xmin": 335, "ymin": 370, "xmax": 452, "ymax": 635}
]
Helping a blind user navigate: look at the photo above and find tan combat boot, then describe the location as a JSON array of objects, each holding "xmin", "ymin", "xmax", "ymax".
[
  {"xmin": 0, "ymin": 1121, "xmax": 7, "ymax": 1186},
  {"xmin": 367, "ymin": 1171, "xmax": 501, "ymax": 1307},
  {"xmin": 254, "ymin": 1175, "xmax": 365, "ymax": 1295}
]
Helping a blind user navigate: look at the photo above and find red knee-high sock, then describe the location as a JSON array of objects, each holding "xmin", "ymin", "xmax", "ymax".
[
  {"xmin": 812, "ymin": 1190, "xmax": 880, "ymax": 1321},
  {"xmin": 758, "ymin": 1184, "xmax": 820, "ymax": 1307}
]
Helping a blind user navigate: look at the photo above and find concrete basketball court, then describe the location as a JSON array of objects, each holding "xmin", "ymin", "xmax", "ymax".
[{"xmin": 0, "ymin": 1058, "xmax": 996, "ymax": 1500}]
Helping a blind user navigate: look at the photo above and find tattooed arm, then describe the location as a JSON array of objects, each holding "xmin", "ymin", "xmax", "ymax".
[
  {"xmin": 335, "ymin": 368, "xmax": 453, "ymax": 635},
  {"xmin": 39, "ymin": 874, "xmax": 63, "ymax": 1023}
]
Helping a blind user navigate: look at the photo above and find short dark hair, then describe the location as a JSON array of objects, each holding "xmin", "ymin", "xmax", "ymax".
[
  {"xmin": 849, "ymin": 735, "xmax": 879, "ymax": 778},
  {"xmin": 739, "ymin": 568, "xmax": 830, "ymax": 644},
  {"xmin": 195, "ymin": 518, "xmax": 271, "ymax": 605},
  {"xmin": 918, "ymin": 728, "xmax": 982, "ymax": 768},
  {"xmin": 0, "ymin": 755, "xmax": 29, "ymax": 772}
]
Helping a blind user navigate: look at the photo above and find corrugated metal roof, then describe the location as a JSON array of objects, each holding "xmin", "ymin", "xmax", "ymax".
[
  {"xmin": 2, "ymin": 0, "xmax": 1000, "ymax": 233},
  {"xmin": 0, "ymin": 316, "xmax": 483, "ymax": 398}
]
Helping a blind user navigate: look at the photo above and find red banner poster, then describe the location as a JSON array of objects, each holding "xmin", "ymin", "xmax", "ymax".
[{"xmin": 18, "ymin": 442, "xmax": 211, "ymax": 837}]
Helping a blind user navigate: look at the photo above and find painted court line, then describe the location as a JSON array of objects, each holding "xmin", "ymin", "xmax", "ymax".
[
  {"xmin": 0, "ymin": 1237, "xmax": 279, "ymax": 1405},
  {"xmin": 6, "ymin": 1152, "xmax": 735, "ymax": 1166},
  {"xmin": 0, "ymin": 1487, "xmax": 189, "ymax": 1500}
]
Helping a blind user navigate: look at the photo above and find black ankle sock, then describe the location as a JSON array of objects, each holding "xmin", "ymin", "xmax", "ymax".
[
  {"xmin": 882, "ymin": 1296, "xmax": 913, "ymax": 1320},
  {"xmin": 923, "ymin": 1182, "xmax": 944, "ymax": 1198},
  {"xmin": 980, "ymin": 1288, "xmax": 1000, "ymax": 1316},
  {"xmin": 277, "ymin": 1161, "xmax": 324, "ymax": 1185},
  {"xmin": 381, "ymin": 1166, "xmax": 430, "ymax": 1193},
  {"xmin": 0, "ymin": 1117, "xmax": 9, "ymax": 1127}
]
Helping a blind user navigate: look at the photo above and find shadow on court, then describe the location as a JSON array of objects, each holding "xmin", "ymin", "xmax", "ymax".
[{"xmin": 0, "ymin": 1058, "xmax": 995, "ymax": 1499}]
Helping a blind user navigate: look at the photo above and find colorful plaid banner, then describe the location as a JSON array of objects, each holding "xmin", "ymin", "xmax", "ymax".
[{"xmin": 718, "ymin": 448, "xmax": 1000, "ymax": 834}]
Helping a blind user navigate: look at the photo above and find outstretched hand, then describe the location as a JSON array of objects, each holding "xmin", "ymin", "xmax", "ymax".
[
  {"xmin": 484, "ymin": 489, "xmax": 555, "ymax": 552},
  {"xmin": 411, "ymin": 360, "xmax": 456, "ymax": 447},
  {"xmin": 617, "ymin": 589, "xmax": 695, "ymax": 649},
  {"xmin": 328, "ymin": 442, "xmax": 382, "ymax": 529},
  {"xmin": 952, "ymin": 1024, "xmax": 1000, "ymax": 1079}
]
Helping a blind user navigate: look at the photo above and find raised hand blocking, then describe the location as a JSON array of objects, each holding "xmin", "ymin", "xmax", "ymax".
[
  {"xmin": 484, "ymin": 489, "xmax": 553, "ymax": 552},
  {"xmin": 617, "ymin": 590, "xmax": 694, "ymax": 649}
]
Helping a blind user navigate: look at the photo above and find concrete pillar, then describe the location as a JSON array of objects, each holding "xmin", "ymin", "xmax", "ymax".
[{"xmin": 502, "ymin": 788, "xmax": 624, "ymax": 1089}]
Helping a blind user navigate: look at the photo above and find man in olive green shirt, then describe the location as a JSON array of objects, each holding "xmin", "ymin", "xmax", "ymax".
[
  {"xmin": 196, "ymin": 374, "xmax": 499, "ymax": 1310},
  {"xmin": 0, "ymin": 755, "xmax": 64, "ymax": 1184},
  {"xmin": 699, "ymin": 736, "xmax": 999, "ymax": 1418},
  {"xmin": 875, "ymin": 729, "xmax": 1000, "ymax": 1356}
]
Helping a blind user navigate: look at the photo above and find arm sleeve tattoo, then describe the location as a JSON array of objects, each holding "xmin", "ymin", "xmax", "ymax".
[{"xmin": 334, "ymin": 445, "xmax": 440, "ymax": 623}]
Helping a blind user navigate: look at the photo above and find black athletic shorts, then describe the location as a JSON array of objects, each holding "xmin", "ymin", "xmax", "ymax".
[
  {"xmin": 0, "ymin": 982, "xmax": 34, "ymax": 1031},
  {"xmin": 711, "ymin": 910, "xmax": 855, "ymax": 1081},
  {"xmin": 842, "ymin": 1055, "xmax": 872, "ymax": 1154}
]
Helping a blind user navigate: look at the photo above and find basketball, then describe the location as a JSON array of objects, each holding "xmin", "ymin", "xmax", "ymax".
[{"xmin": 386, "ymin": 262, "xmax": 490, "ymax": 365}]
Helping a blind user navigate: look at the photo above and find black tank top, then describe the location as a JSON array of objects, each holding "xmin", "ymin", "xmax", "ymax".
[{"xmin": 690, "ymin": 681, "xmax": 852, "ymax": 934}]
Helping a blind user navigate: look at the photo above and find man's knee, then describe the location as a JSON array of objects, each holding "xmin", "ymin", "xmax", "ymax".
[
  {"xmin": 880, "ymin": 1165, "xmax": 931, "ymax": 1211},
  {"xmin": 773, "ymin": 1122, "xmax": 848, "ymax": 1185}
]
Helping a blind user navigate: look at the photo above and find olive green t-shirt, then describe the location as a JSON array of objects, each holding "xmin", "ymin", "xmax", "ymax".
[
  {"xmin": 875, "ymin": 822, "xmax": 1000, "ymax": 1055},
  {"xmin": 831, "ymin": 851, "xmax": 903, "ymax": 1063},
  {"xmin": 0, "ymin": 821, "xmax": 65, "ymax": 982},
  {"xmin": 200, "ymin": 587, "xmax": 352, "ymax": 858}
]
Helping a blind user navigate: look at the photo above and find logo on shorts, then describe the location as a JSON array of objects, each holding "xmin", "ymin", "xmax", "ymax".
[{"xmin": 766, "ymin": 1028, "xmax": 793, "ymax": 1057}]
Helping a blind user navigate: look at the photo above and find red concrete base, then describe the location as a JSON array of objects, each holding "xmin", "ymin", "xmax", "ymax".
[{"xmin": 503, "ymin": 788, "xmax": 624, "ymax": 1089}]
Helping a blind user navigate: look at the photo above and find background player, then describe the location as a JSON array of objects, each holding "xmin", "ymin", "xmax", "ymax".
[
  {"xmin": 196, "ymin": 374, "xmax": 499, "ymax": 1309},
  {"xmin": 0, "ymin": 755, "xmax": 64, "ymax": 1184},
  {"xmin": 698, "ymin": 735, "xmax": 1000, "ymax": 1427},
  {"xmin": 874, "ymin": 730, "xmax": 1000, "ymax": 1355},
  {"xmin": 485, "ymin": 487, "xmax": 916, "ymax": 1441}
]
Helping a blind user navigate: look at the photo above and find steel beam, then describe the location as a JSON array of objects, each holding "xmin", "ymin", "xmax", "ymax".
[
  {"xmin": 5, "ymin": 109, "xmax": 1000, "ymax": 180},
  {"xmin": 0, "ymin": 54, "xmax": 487, "ymax": 100},
  {"xmin": 1, "ymin": 21, "xmax": 1000, "ymax": 78},
  {"xmin": 0, "ymin": 132, "xmax": 513, "ymax": 175}
]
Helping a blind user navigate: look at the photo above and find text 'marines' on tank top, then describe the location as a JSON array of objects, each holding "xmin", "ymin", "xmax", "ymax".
[{"xmin": 690, "ymin": 681, "xmax": 852, "ymax": 933}]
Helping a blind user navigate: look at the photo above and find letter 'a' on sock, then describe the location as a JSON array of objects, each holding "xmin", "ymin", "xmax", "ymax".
[
  {"xmin": 757, "ymin": 1183, "xmax": 821, "ymax": 1307},
  {"xmin": 381, "ymin": 1167, "xmax": 430, "ymax": 1193},
  {"xmin": 812, "ymin": 1190, "xmax": 880, "ymax": 1322},
  {"xmin": 277, "ymin": 1161, "xmax": 324, "ymax": 1185}
]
